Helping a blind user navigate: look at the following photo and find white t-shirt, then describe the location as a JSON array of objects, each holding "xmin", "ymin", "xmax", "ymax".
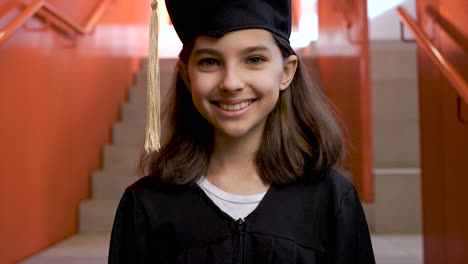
[{"xmin": 197, "ymin": 176, "xmax": 267, "ymax": 220}]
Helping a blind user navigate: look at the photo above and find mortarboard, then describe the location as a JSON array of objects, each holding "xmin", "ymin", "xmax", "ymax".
[
  {"xmin": 145, "ymin": 0, "xmax": 292, "ymax": 152},
  {"xmin": 166, "ymin": 0, "xmax": 292, "ymax": 44}
]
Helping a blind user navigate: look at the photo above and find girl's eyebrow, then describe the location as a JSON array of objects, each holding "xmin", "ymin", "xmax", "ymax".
[
  {"xmin": 192, "ymin": 48, "xmax": 220, "ymax": 57},
  {"xmin": 241, "ymin": 46, "xmax": 271, "ymax": 55},
  {"xmin": 192, "ymin": 45, "xmax": 272, "ymax": 57}
]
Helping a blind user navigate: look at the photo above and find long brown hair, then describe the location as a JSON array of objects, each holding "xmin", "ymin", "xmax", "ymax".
[{"xmin": 140, "ymin": 33, "xmax": 345, "ymax": 185}]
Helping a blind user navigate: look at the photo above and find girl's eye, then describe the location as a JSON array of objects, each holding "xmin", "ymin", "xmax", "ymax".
[
  {"xmin": 198, "ymin": 58, "xmax": 219, "ymax": 67},
  {"xmin": 246, "ymin": 56, "xmax": 265, "ymax": 65}
]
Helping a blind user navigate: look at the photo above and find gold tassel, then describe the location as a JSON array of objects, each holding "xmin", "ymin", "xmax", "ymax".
[{"xmin": 145, "ymin": 0, "xmax": 161, "ymax": 152}]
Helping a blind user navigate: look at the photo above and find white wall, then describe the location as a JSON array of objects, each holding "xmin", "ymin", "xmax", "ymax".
[{"xmin": 368, "ymin": 0, "xmax": 416, "ymax": 40}]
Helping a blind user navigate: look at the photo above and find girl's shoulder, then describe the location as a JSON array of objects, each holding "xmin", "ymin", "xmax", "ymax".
[
  {"xmin": 128, "ymin": 175, "xmax": 186, "ymax": 192},
  {"xmin": 297, "ymin": 168, "xmax": 360, "ymax": 213},
  {"xmin": 323, "ymin": 169, "xmax": 355, "ymax": 198},
  {"xmin": 300, "ymin": 168, "xmax": 354, "ymax": 192},
  {"xmin": 122, "ymin": 175, "xmax": 199, "ymax": 210}
]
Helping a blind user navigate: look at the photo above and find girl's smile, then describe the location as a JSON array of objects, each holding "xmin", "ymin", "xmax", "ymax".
[
  {"xmin": 211, "ymin": 98, "xmax": 257, "ymax": 118},
  {"xmin": 212, "ymin": 99, "xmax": 255, "ymax": 111},
  {"xmin": 185, "ymin": 29, "xmax": 297, "ymax": 139}
]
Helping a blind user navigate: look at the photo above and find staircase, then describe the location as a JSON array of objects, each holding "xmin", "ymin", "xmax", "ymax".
[{"xmin": 79, "ymin": 58, "xmax": 178, "ymax": 234}]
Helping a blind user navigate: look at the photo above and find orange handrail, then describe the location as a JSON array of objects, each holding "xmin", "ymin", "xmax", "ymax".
[
  {"xmin": 0, "ymin": 0, "xmax": 43, "ymax": 44},
  {"xmin": 397, "ymin": 6, "xmax": 468, "ymax": 104},
  {"xmin": 0, "ymin": 0, "xmax": 111, "ymax": 46}
]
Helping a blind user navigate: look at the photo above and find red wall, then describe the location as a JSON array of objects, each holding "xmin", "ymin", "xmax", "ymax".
[
  {"xmin": 0, "ymin": 1, "xmax": 150, "ymax": 263},
  {"xmin": 316, "ymin": 0, "xmax": 373, "ymax": 201},
  {"xmin": 416, "ymin": 0, "xmax": 468, "ymax": 263}
]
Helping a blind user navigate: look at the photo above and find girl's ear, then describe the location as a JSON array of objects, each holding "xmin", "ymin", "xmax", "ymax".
[
  {"xmin": 280, "ymin": 55, "xmax": 298, "ymax": 91},
  {"xmin": 177, "ymin": 61, "xmax": 192, "ymax": 90}
]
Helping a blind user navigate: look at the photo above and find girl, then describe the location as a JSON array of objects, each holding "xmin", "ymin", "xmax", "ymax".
[{"xmin": 109, "ymin": 0, "xmax": 375, "ymax": 263}]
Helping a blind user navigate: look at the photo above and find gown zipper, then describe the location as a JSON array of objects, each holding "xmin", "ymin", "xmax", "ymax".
[{"xmin": 236, "ymin": 218, "xmax": 246, "ymax": 264}]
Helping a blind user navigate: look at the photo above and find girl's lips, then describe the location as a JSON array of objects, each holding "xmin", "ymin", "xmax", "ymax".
[
  {"xmin": 216, "ymin": 100, "xmax": 255, "ymax": 111},
  {"xmin": 211, "ymin": 99, "xmax": 257, "ymax": 117},
  {"xmin": 211, "ymin": 98, "xmax": 256, "ymax": 104}
]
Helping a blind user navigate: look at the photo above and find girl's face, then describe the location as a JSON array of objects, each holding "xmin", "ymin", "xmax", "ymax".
[{"xmin": 186, "ymin": 29, "xmax": 297, "ymax": 139}]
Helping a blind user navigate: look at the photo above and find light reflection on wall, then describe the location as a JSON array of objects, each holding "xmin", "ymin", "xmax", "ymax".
[
  {"xmin": 368, "ymin": 0, "xmax": 416, "ymax": 39},
  {"xmin": 367, "ymin": 0, "xmax": 408, "ymax": 19},
  {"xmin": 291, "ymin": 0, "xmax": 319, "ymax": 49},
  {"xmin": 85, "ymin": 25, "xmax": 151, "ymax": 57}
]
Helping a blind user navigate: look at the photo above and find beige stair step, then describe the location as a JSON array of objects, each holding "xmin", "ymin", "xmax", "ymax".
[
  {"xmin": 127, "ymin": 85, "xmax": 147, "ymax": 104},
  {"xmin": 134, "ymin": 69, "xmax": 175, "ymax": 89},
  {"xmin": 369, "ymin": 168, "xmax": 422, "ymax": 234},
  {"xmin": 135, "ymin": 59, "xmax": 177, "ymax": 82},
  {"xmin": 370, "ymin": 41, "xmax": 418, "ymax": 82},
  {"xmin": 372, "ymin": 79, "xmax": 419, "ymax": 121},
  {"xmin": 120, "ymin": 102, "xmax": 145, "ymax": 122},
  {"xmin": 140, "ymin": 58, "xmax": 178, "ymax": 72},
  {"xmin": 361, "ymin": 202, "xmax": 375, "ymax": 233},
  {"xmin": 19, "ymin": 234, "xmax": 110, "ymax": 264},
  {"xmin": 126, "ymin": 83, "xmax": 174, "ymax": 106},
  {"xmin": 91, "ymin": 171, "xmax": 141, "ymax": 200},
  {"xmin": 103, "ymin": 145, "xmax": 142, "ymax": 171},
  {"xmin": 112, "ymin": 122, "xmax": 145, "ymax": 147},
  {"xmin": 79, "ymin": 200, "xmax": 119, "ymax": 234},
  {"xmin": 373, "ymin": 119, "xmax": 420, "ymax": 168}
]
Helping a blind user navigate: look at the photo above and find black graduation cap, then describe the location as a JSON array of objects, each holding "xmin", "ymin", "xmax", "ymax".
[
  {"xmin": 144, "ymin": 0, "xmax": 292, "ymax": 152},
  {"xmin": 166, "ymin": 0, "xmax": 292, "ymax": 44}
]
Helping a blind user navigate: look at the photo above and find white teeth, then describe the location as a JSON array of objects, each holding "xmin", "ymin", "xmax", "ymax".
[{"xmin": 219, "ymin": 101, "xmax": 253, "ymax": 111}]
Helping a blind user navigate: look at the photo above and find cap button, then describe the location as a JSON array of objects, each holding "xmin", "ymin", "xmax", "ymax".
[{"xmin": 151, "ymin": 1, "xmax": 158, "ymax": 10}]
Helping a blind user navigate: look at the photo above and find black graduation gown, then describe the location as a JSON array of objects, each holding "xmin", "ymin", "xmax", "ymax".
[{"xmin": 108, "ymin": 169, "xmax": 375, "ymax": 264}]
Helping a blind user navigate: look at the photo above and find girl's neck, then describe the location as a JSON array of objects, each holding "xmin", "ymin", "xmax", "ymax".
[{"xmin": 205, "ymin": 126, "xmax": 269, "ymax": 195}]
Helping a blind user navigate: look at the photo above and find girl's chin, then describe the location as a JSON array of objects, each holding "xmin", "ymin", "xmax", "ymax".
[
  {"xmin": 215, "ymin": 129, "xmax": 250, "ymax": 139},
  {"xmin": 213, "ymin": 122, "xmax": 265, "ymax": 140}
]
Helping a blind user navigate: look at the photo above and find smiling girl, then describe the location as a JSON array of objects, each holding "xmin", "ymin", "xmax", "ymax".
[{"xmin": 108, "ymin": 0, "xmax": 375, "ymax": 263}]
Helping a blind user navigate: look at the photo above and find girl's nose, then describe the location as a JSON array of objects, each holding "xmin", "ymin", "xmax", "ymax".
[{"xmin": 220, "ymin": 66, "xmax": 245, "ymax": 92}]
